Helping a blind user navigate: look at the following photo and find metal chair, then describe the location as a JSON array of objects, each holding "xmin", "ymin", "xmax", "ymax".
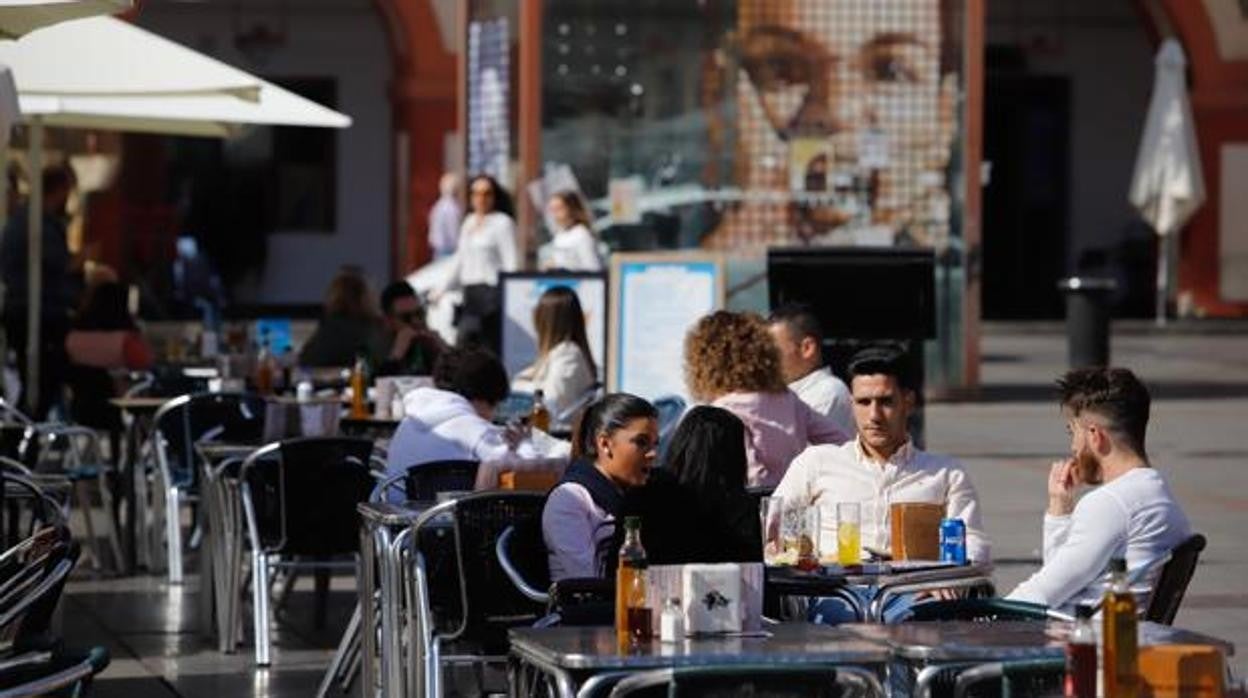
[
  {"xmin": 240, "ymin": 436, "xmax": 376, "ymax": 666},
  {"xmin": 903, "ymin": 598, "xmax": 1057, "ymax": 623},
  {"xmin": 402, "ymin": 491, "xmax": 546, "ymax": 697},
  {"xmin": 371, "ymin": 460, "xmax": 481, "ymax": 502},
  {"xmin": 601, "ymin": 664, "xmax": 884, "ymax": 697},
  {"xmin": 952, "ymin": 657, "xmax": 1067, "ymax": 698},
  {"xmin": 0, "ymin": 532, "xmax": 79, "ymax": 652},
  {"xmin": 1146, "ymin": 533, "xmax": 1206, "ymax": 625},
  {"xmin": 0, "ymin": 645, "xmax": 110, "ymax": 698},
  {"xmin": 24, "ymin": 424, "xmax": 122, "ymax": 572},
  {"xmin": 149, "ymin": 392, "xmax": 266, "ymax": 583}
]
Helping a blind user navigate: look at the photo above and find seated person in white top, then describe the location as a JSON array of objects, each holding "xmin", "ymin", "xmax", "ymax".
[
  {"xmin": 774, "ymin": 346, "xmax": 989, "ymax": 623},
  {"xmin": 538, "ymin": 190, "xmax": 603, "ymax": 271},
  {"xmin": 1007, "ymin": 367, "xmax": 1191, "ymax": 614},
  {"xmin": 543, "ymin": 393, "xmax": 658, "ymax": 581},
  {"xmin": 511, "ymin": 286, "xmax": 598, "ymax": 420},
  {"xmin": 767, "ymin": 303, "xmax": 855, "ymax": 438},
  {"xmin": 385, "ymin": 346, "xmax": 569, "ymax": 488}
]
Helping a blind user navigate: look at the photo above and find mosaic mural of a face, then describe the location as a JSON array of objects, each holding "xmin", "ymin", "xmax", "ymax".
[{"xmin": 710, "ymin": 0, "xmax": 959, "ymax": 250}]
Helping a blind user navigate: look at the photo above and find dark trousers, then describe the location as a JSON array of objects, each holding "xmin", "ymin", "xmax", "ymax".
[
  {"xmin": 456, "ymin": 284, "xmax": 502, "ymax": 354},
  {"xmin": 3, "ymin": 309, "xmax": 69, "ymax": 420}
]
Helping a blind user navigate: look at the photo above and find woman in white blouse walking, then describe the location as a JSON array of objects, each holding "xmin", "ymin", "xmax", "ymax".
[
  {"xmin": 441, "ymin": 174, "xmax": 518, "ymax": 352},
  {"xmin": 539, "ymin": 190, "xmax": 602, "ymax": 272}
]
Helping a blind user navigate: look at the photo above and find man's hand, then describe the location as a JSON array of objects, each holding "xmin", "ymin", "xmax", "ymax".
[{"xmin": 1047, "ymin": 459, "xmax": 1077, "ymax": 516}]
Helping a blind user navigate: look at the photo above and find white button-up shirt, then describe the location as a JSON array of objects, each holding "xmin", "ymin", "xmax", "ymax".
[
  {"xmin": 789, "ymin": 367, "xmax": 855, "ymax": 439},
  {"xmin": 773, "ymin": 438, "xmax": 991, "ymax": 562},
  {"xmin": 442, "ymin": 212, "xmax": 518, "ymax": 289}
]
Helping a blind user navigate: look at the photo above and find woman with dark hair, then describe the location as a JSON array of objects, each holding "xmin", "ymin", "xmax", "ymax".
[
  {"xmin": 629, "ymin": 406, "xmax": 762, "ymax": 564},
  {"xmin": 437, "ymin": 174, "xmax": 518, "ymax": 352},
  {"xmin": 543, "ymin": 393, "xmax": 658, "ymax": 581},
  {"xmin": 539, "ymin": 190, "xmax": 602, "ymax": 271},
  {"xmin": 511, "ymin": 286, "xmax": 597, "ymax": 418},
  {"xmin": 299, "ymin": 267, "xmax": 385, "ymax": 367}
]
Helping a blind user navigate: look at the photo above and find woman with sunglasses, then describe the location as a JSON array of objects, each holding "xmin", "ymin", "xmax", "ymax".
[{"xmin": 436, "ymin": 174, "xmax": 517, "ymax": 353}]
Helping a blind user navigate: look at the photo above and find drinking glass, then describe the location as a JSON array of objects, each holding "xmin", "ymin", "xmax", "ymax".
[
  {"xmin": 836, "ymin": 502, "xmax": 862, "ymax": 565},
  {"xmin": 759, "ymin": 497, "xmax": 784, "ymax": 565},
  {"xmin": 784, "ymin": 504, "xmax": 820, "ymax": 570}
]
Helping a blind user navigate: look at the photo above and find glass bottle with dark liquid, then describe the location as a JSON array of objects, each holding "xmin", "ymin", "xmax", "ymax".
[
  {"xmin": 615, "ymin": 517, "xmax": 651, "ymax": 651},
  {"xmin": 1102, "ymin": 557, "xmax": 1139, "ymax": 698},
  {"xmin": 1065, "ymin": 603, "xmax": 1097, "ymax": 698}
]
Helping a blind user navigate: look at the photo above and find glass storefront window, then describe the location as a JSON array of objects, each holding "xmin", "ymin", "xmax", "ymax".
[{"xmin": 525, "ymin": 0, "xmax": 969, "ymax": 390}]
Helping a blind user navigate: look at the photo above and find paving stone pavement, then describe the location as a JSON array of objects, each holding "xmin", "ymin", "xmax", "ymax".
[{"xmin": 928, "ymin": 324, "xmax": 1248, "ymax": 679}]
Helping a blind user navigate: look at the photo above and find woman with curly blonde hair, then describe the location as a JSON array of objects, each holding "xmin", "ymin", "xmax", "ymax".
[{"xmin": 684, "ymin": 310, "xmax": 849, "ymax": 486}]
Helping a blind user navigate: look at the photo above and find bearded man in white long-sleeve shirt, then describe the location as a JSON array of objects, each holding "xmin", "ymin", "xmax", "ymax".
[{"xmin": 1007, "ymin": 367, "xmax": 1191, "ymax": 614}]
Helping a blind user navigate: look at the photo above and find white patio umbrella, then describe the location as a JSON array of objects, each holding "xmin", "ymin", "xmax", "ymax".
[
  {"xmin": 0, "ymin": 0, "xmax": 129, "ymax": 39},
  {"xmin": 0, "ymin": 16, "xmax": 351, "ymax": 412},
  {"xmin": 1129, "ymin": 39, "xmax": 1206, "ymax": 326}
]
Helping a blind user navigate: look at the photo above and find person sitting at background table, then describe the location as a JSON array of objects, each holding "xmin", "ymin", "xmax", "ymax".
[
  {"xmin": 299, "ymin": 267, "xmax": 385, "ymax": 368},
  {"xmin": 1006, "ymin": 367, "xmax": 1191, "ymax": 614},
  {"xmin": 626, "ymin": 406, "xmax": 761, "ymax": 565},
  {"xmin": 511, "ymin": 286, "xmax": 597, "ymax": 419},
  {"xmin": 65, "ymin": 280, "xmax": 155, "ymax": 454},
  {"xmin": 767, "ymin": 303, "xmax": 855, "ymax": 438},
  {"xmin": 538, "ymin": 190, "xmax": 603, "ymax": 272},
  {"xmin": 773, "ymin": 345, "xmax": 989, "ymax": 623},
  {"xmin": 684, "ymin": 310, "xmax": 850, "ymax": 487},
  {"xmin": 385, "ymin": 346, "xmax": 569, "ymax": 482},
  {"xmin": 543, "ymin": 393, "xmax": 658, "ymax": 581},
  {"xmin": 375, "ymin": 280, "xmax": 446, "ymax": 376}
]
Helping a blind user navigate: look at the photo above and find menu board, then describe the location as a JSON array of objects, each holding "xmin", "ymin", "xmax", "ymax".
[
  {"xmin": 500, "ymin": 272, "xmax": 607, "ymax": 382},
  {"xmin": 609, "ymin": 253, "xmax": 725, "ymax": 402}
]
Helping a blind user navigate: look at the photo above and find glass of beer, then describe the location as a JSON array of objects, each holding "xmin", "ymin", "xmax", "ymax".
[{"xmin": 837, "ymin": 502, "xmax": 862, "ymax": 565}]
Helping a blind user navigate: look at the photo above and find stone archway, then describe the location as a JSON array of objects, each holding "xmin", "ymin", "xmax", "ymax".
[{"xmin": 371, "ymin": 0, "xmax": 458, "ymax": 277}]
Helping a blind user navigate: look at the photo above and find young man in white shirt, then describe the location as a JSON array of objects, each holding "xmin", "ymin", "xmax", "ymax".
[
  {"xmin": 774, "ymin": 346, "xmax": 989, "ymax": 623},
  {"xmin": 1006, "ymin": 367, "xmax": 1191, "ymax": 614},
  {"xmin": 767, "ymin": 304, "xmax": 855, "ymax": 438}
]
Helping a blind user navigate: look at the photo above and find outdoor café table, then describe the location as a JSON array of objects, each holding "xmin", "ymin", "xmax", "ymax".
[
  {"xmin": 507, "ymin": 624, "xmax": 890, "ymax": 698},
  {"xmin": 844, "ymin": 619, "xmax": 1236, "ymax": 695},
  {"xmin": 193, "ymin": 441, "xmax": 259, "ymax": 646},
  {"xmin": 765, "ymin": 561, "xmax": 996, "ymax": 622},
  {"xmin": 344, "ymin": 500, "xmax": 435, "ymax": 698},
  {"xmin": 109, "ymin": 395, "xmax": 170, "ymax": 572}
]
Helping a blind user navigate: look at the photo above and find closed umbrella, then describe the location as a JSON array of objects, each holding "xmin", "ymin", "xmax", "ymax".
[
  {"xmin": 0, "ymin": 0, "xmax": 129, "ymax": 39},
  {"xmin": 1129, "ymin": 39, "xmax": 1206, "ymax": 326},
  {"xmin": 1, "ymin": 16, "xmax": 351, "ymax": 412}
]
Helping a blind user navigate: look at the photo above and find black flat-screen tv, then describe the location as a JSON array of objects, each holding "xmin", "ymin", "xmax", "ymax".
[{"xmin": 767, "ymin": 247, "xmax": 937, "ymax": 340}]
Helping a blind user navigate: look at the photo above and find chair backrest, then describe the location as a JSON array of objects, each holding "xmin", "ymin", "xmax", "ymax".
[
  {"xmin": 953, "ymin": 658, "xmax": 1066, "ymax": 698},
  {"xmin": 1145, "ymin": 533, "xmax": 1206, "ymax": 625},
  {"xmin": 242, "ymin": 437, "xmax": 375, "ymax": 556},
  {"xmin": 404, "ymin": 460, "xmax": 480, "ymax": 501},
  {"xmin": 905, "ymin": 598, "xmax": 1052, "ymax": 623},
  {"xmin": 606, "ymin": 665, "xmax": 855, "ymax": 698},
  {"xmin": 437, "ymin": 491, "xmax": 547, "ymax": 650},
  {"xmin": 0, "ymin": 645, "xmax": 110, "ymax": 697},
  {"xmin": 0, "ymin": 536, "xmax": 78, "ymax": 651},
  {"xmin": 154, "ymin": 392, "xmax": 266, "ymax": 483},
  {"xmin": 0, "ymin": 475, "xmax": 68, "ymax": 548}
]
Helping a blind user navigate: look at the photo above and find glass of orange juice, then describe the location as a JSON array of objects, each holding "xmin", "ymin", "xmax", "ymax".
[{"xmin": 836, "ymin": 502, "xmax": 862, "ymax": 566}]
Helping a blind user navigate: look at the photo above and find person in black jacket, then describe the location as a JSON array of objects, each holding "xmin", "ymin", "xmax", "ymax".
[{"xmin": 628, "ymin": 406, "xmax": 762, "ymax": 565}]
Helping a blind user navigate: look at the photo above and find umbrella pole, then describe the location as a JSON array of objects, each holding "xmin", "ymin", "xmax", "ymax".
[
  {"xmin": 1155, "ymin": 232, "xmax": 1170, "ymax": 328},
  {"xmin": 25, "ymin": 117, "xmax": 42, "ymax": 415}
]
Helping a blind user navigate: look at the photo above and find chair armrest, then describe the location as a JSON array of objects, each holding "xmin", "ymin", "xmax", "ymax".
[
  {"xmin": 369, "ymin": 472, "xmax": 406, "ymax": 502},
  {"xmin": 494, "ymin": 526, "xmax": 550, "ymax": 604}
]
